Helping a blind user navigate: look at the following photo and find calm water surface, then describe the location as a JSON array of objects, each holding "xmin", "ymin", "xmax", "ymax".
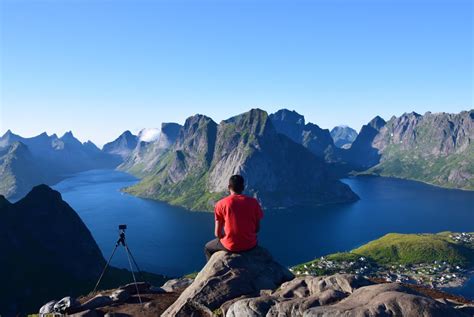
[{"xmin": 53, "ymin": 169, "xmax": 474, "ymax": 297}]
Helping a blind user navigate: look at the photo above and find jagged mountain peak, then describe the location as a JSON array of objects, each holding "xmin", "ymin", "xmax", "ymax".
[
  {"xmin": 222, "ymin": 108, "xmax": 272, "ymax": 137},
  {"xmin": 367, "ymin": 116, "xmax": 386, "ymax": 130},
  {"xmin": 61, "ymin": 131, "xmax": 75, "ymax": 138},
  {"xmin": 269, "ymin": 109, "xmax": 305, "ymax": 126},
  {"xmin": 2, "ymin": 129, "xmax": 16, "ymax": 138}
]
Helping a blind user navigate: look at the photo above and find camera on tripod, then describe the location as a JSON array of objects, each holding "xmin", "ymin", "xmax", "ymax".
[{"xmin": 93, "ymin": 224, "xmax": 144, "ymax": 303}]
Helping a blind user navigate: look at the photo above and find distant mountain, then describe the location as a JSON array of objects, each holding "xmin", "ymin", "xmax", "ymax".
[
  {"xmin": 118, "ymin": 122, "xmax": 182, "ymax": 176},
  {"xmin": 0, "ymin": 131, "xmax": 120, "ymax": 198},
  {"xmin": 330, "ymin": 125, "xmax": 358, "ymax": 148},
  {"xmin": 269, "ymin": 109, "xmax": 338, "ymax": 161},
  {"xmin": 343, "ymin": 116, "xmax": 387, "ymax": 169},
  {"xmin": 124, "ymin": 109, "xmax": 358, "ymax": 211},
  {"xmin": 102, "ymin": 130, "xmax": 139, "ymax": 159},
  {"xmin": 364, "ymin": 110, "xmax": 474, "ymax": 190}
]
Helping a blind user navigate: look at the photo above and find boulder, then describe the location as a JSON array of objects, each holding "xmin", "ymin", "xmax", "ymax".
[
  {"xmin": 53, "ymin": 296, "xmax": 80, "ymax": 313},
  {"xmin": 119, "ymin": 281, "xmax": 151, "ymax": 294},
  {"xmin": 303, "ymin": 283, "xmax": 465, "ymax": 317},
  {"xmin": 110, "ymin": 289, "xmax": 130, "ymax": 302},
  {"xmin": 39, "ymin": 300, "xmax": 57, "ymax": 314},
  {"xmin": 162, "ymin": 247, "xmax": 294, "ymax": 316},
  {"xmin": 161, "ymin": 277, "xmax": 194, "ymax": 292},
  {"xmin": 80, "ymin": 294, "xmax": 113, "ymax": 311}
]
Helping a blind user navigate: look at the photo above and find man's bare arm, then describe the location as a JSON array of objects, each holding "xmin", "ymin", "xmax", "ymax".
[{"xmin": 215, "ymin": 220, "xmax": 224, "ymax": 238}]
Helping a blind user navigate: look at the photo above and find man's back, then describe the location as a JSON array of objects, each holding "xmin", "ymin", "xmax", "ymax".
[{"xmin": 215, "ymin": 194, "xmax": 263, "ymax": 252}]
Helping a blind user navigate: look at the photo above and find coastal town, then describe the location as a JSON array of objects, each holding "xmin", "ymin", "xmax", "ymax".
[{"xmin": 291, "ymin": 232, "xmax": 474, "ymax": 290}]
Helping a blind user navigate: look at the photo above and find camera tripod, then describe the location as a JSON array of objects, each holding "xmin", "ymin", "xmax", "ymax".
[{"xmin": 93, "ymin": 224, "xmax": 144, "ymax": 304}]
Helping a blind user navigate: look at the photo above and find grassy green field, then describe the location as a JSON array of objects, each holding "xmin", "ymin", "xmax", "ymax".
[{"xmin": 293, "ymin": 232, "xmax": 474, "ymax": 273}]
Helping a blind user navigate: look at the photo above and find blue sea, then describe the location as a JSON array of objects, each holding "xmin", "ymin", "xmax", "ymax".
[{"xmin": 53, "ymin": 169, "xmax": 474, "ymax": 298}]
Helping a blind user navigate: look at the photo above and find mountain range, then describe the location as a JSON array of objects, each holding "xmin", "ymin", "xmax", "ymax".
[
  {"xmin": 122, "ymin": 109, "xmax": 359, "ymax": 211},
  {"xmin": 2, "ymin": 108, "xmax": 472, "ymax": 204},
  {"xmin": 0, "ymin": 131, "xmax": 122, "ymax": 199}
]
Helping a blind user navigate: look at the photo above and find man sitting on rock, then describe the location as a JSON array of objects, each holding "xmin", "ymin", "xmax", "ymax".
[{"xmin": 205, "ymin": 175, "xmax": 264, "ymax": 261}]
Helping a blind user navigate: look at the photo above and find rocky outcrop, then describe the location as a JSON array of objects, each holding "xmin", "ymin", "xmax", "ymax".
[
  {"xmin": 125, "ymin": 109, "xmax": 359, "ymax": 211},
  {"xmin": 224, "ymin": 274, "xmax": 467, "ymax": 317},
  {"xmin": 162, "ymin": 247, "xmax": 294, "ymax": 316},
  {"xmin": 35, "ymin": 249, "xmax": 473, "ymax": 317},
  {"xmin": 330, "ymin": 125, "xmax": 358, "ymax": 148},
  {"xmin": 304, "ymin": 282, "xmax": 465, "ymax": 317}
]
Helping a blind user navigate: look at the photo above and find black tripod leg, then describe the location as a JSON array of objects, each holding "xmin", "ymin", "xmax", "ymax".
[
  {"xmin": 124, "ymin": 245, "xmax": 142, "ymax": 304},
  {"xmin": 93, "ymin": 243, "xmax": 119, "ymax": 294},
  {"xmin": 124, "ymin": 243, "xmax": 145, "ymax": 281}
]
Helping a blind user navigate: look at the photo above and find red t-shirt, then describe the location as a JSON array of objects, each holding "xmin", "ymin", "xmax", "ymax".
[{"xmin": 214, "ymin": 194, "xmax": 264, "ymax": 252}]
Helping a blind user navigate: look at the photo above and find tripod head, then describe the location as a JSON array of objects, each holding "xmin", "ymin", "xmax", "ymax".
[{"xmin": 117, "ymin": 224, "xmax": 127, "ymax": 246}]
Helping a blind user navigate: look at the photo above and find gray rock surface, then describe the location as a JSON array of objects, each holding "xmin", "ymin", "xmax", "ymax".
[
  {"xmin": 162, "ymin": 247, "xmax": 293, "ymax": 316},
  {"xmin": 224, "ymin": 275, "xmax": 466, "ymax": 317},
  {"xmin": 304, "ymin": 282, "xmax": 465, "ymax": 317},
  {"xmin": 225, "ymin": 274, "xmax": 372, "ymax": 316}
]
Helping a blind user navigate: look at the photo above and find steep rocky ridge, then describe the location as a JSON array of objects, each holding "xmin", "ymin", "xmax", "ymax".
[
  {"xmin": 102, "ymin": 130, "xmax": 139, "ymax": 159},
  {"xmin": 364, "ymin": 110, "xmax": 474, "ymax": 189}
]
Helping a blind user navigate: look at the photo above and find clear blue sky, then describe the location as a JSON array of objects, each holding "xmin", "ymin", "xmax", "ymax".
[{"xmin": 1, "ymin": 0, "xmax": 472, "ymax": 146}]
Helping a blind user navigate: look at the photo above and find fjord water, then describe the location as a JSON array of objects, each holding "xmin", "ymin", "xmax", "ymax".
[{"xmin": 53, "ymin": 169, "xmax": 474, "ymax": 279}]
